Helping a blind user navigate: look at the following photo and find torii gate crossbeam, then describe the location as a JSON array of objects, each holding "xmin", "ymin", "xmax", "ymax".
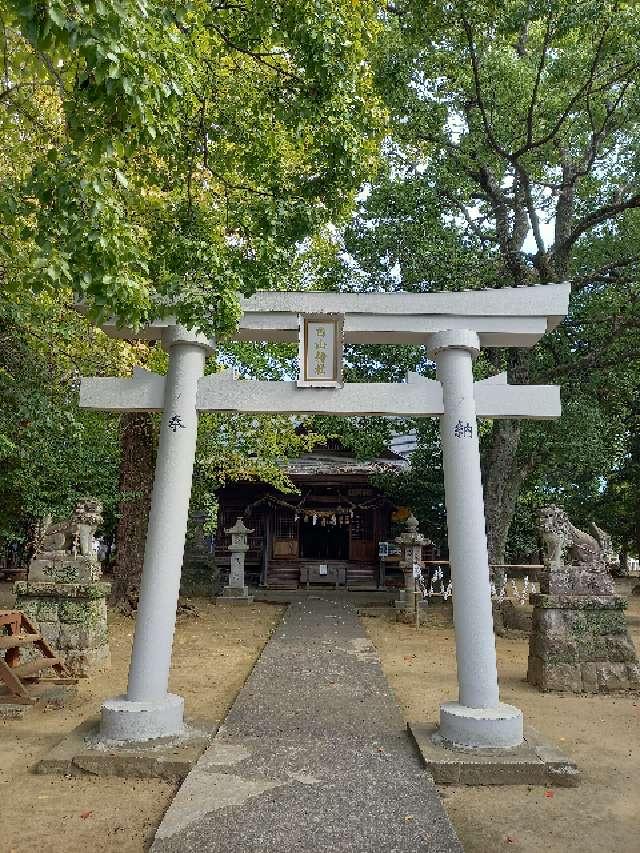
[{"xmin": 79, "ymin": 282, "xmax": 570, "ymax": 749}]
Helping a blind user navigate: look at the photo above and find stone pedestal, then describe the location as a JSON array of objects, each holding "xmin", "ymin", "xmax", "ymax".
[
  {"xmin": 528, "ymin": 566, "xmax": 640, "ymax": 692},
  {"xmin": 218, "ymin": 585, "xmax": 253, "ymax": 604},
  {"xmin": 395, "ymin": 589, "xmax": 422, "ymax": 621},
  {"xmin": 15, "ymin": 577, "xmax": 111, "ymax": 676}
]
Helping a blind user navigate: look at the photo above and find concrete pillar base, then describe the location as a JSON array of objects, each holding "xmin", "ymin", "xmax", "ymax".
[
  {"xmin": 438, "ymin": 701, "xmax": 523, "ymax": 749},
  {"xmin": 100, "ymin": 693, "xmax": 185, "ymax": 743}
]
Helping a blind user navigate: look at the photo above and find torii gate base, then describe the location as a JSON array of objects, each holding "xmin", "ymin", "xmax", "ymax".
[{"xmin": 80, "ymin": 284, "xmax": 570, "ymax": 749}]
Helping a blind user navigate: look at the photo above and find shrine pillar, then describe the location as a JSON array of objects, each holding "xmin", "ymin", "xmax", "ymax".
[
  {"xmin": 429, "ymin": 330, "xmax": 523, "ymax": 748},
  {"xmin": 101, "ymin": 325, "xmax": 211, "ymax": 742}
]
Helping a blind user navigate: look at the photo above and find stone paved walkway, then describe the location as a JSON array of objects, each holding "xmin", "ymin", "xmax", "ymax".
[{"xmin": 153, "ymin": 597, "xmax": 463, "ymax": 852}]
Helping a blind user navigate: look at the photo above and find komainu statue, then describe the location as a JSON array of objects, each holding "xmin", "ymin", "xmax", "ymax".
[
  {"xmin": 529, "ymin": 505, "xmax": 639, "ymax": 693},
  {"xmin": 18, "ymin": 497, "xmax": 111, "ymax": 676},
  {"xmin": 538, "ymin": 506, "xmax": 608, "ymax": 571},
  {"xmin": 36, "ymin": 498, "xmax": 103, "ymax": 559}
]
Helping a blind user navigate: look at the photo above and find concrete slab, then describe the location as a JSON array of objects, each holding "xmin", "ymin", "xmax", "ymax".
[
  {"xmin": 152, "ymin": 597, "xmax": 463, "ymax": 852},
  {"xmin": 408, "ymin": 722, "xmax": 580, "ymax": 787},
  {"xmin": 35, "ymin": 717, "xmax": 218, "ymax": 781}
]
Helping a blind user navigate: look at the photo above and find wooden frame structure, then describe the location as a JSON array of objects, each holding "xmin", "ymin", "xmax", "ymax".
[{"xmin": 0, "ymin": 610, "xmax": 76, "ymax": 704}]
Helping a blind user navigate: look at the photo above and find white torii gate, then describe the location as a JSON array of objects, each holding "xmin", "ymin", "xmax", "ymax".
[{"xmin": 80, "ymin": 282, "xmax": 570, "ymax": 749}]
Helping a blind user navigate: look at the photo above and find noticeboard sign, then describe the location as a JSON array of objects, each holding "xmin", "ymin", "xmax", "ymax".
[{"xmin": 297, "ymin": 313, "xmax": 344, "ymax": 388}]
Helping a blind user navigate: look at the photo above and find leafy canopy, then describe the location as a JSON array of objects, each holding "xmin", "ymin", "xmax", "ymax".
[{"xmin": 2, "ymin": 0, "xmax": 385, "ymax": 335}]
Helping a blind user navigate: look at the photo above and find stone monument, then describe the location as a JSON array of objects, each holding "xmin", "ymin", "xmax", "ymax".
[
  {"xmin": 528, "ymin": 506, "xmax": 639, "ymax": 692},
  {"xmin": 15, "ymin": 498, "xmax": 111, "ymax": 676},
  {"xmin": 217, "ymin": 517, "xmax": 253, "ymax": 604}
]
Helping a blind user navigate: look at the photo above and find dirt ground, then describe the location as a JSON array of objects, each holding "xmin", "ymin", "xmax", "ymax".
[
  {"xmin": 364, "ymin": 594, "xmax": 640, "ymax": 853},
  {"xmin": 2, "ymin": 586, "xmax": 639, "ymax": 853},
  {"xmin": 0, "ymin": 597, "xmax": 284, "ymax": 853}
]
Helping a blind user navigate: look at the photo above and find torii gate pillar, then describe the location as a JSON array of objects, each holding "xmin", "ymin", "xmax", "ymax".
[
  {"xmin": 101, "ymin": 325, "xmax": 211, "ymax": 742},
  {"xmin": 430, "ymin": 330, "xmax": 522, "ymax": 747}
]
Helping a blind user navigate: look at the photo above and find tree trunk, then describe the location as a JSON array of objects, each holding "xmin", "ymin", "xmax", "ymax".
[
  {"xmin": 110, "ymin": 413, "xmax": 155, "ymax": 615},
  {"xmin": 618, "ymin": 549, "xmax": 629, "ymax": 577},
  {"xmin": 482, "ymin": 419, "xmax": 525, "ymax": 570},
  {"xmin": 481, "ymin": 348, "xmax": 532, "ymax": 580}
]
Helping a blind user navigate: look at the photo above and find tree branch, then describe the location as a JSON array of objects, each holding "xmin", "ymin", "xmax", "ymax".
[
  {"xmin": 570, "ymin": 256, "xmax": 640, "ymax": 291},
  {"xmin": 460, "ymin": 13, "xmax": 508, "ymax": 158},
  {"xmin": 559, "ymin": 193, "xmax": 640, "ymax": 254},
  {"xmin": 209, "ymin": 24, "xmax": 303, "ymax": 84},
  {"xmin": 437, "ymin": 188, "xmax": 500, "ymax": 247},
  {"xmin": 525, "ymin": 11, "xmax": 553, "ymax": 148},
  {"xmin": 513, "ymin": 22, "xmax": 610, "ymax": 158}
]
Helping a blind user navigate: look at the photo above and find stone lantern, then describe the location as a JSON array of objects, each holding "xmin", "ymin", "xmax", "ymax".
[
  {"xmin": 218, "ymin": 517, "xmax": 254, "ymax": 604},
  {"xmin": 395, "ymin": 514, "xmax": 428, "ymax": 613}
]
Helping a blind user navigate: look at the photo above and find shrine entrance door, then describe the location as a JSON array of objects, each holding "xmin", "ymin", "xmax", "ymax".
[{"xmin": 300, "ymin": 518, "xmax": 349, "ymax": 560}]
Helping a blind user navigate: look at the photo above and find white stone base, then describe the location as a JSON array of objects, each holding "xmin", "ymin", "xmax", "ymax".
[
  {"xmin": 100, "ymin": 693, "xmax": 185, "ymax": 743},
  {"xmin": 438, "ymin": 701, "xmax": 524, "ymax": 749}
]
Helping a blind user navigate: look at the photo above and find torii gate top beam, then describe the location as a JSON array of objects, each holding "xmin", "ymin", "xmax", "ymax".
[
  {"xmin": 92, "ymin": 282, "xmax": 570, "ymax": 349},
  {"xmin": 236, "ymin": 282, "xmax": 570, "ymax": 347}
]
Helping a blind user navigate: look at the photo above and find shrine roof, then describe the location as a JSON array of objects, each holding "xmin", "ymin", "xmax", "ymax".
[{"xmin": 283, "ymin": 447, "xmax": 409, "ymax": 477}]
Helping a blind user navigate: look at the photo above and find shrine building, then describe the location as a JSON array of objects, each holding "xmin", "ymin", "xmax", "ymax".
[{"xmin": 214, "ymin": 439, "xmax": 417, "ymax": 590}]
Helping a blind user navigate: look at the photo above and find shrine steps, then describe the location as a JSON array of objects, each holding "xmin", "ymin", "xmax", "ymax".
[
  {"xmin": 265, "ymin": 560, "xmax": 300, "ymax": 589},
  {"xmin": 265, "ymin": 560, "xmax": 380, "ymax": 589},
  {"xmin": 346, "ymin": 562, "xmax": 379, "ymax": 588}
]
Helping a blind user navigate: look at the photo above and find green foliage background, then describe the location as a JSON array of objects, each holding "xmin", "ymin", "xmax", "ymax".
[{"xmin": 2, "ymin": 0, "xmax": 640, "ymax": 564}]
